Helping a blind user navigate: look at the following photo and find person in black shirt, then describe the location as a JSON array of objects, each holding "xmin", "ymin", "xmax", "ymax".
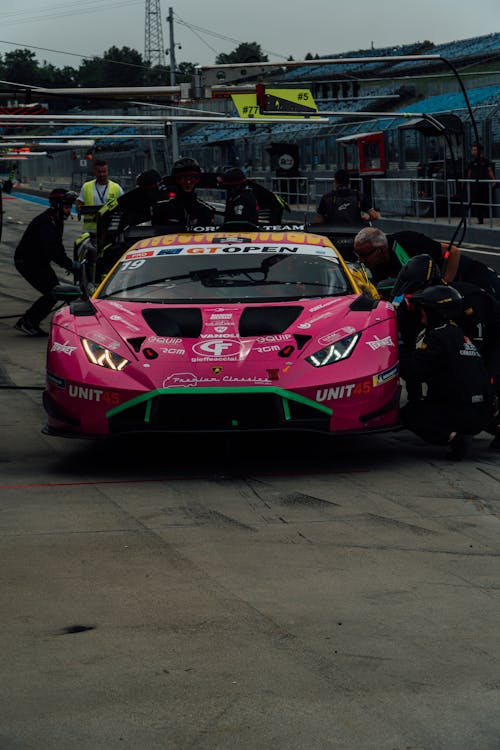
[
  {"xmin": 151, "ymin": 157, "xmax": 215, "ymax": 229},
  {"xmin": 14, "ymin": 189, "xmax": 79, "ymax": 337},
  {"xmin": 117, "ymin": 168, "xmax": 163, "ymax": 229},
  {"xmin": 353, "ymin": 226, "xmax": 500, "ymax": 297},
  {"xmin": 218, "ymin": 167, "xmax": 259, "ymax": 226},
  {"xmin": 399, "ymin": 285, "xmax": 494, "ymax": 460},
  {"xmin": 466, "ymin": 142, "xmax": 496, "ymax": 224},
  {"xmin": 314, "ymin": 169, "xmax": 379, "ymax": 225}
]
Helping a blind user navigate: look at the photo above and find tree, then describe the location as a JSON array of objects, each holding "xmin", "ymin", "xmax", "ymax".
[
  {"xmin": 177, "ymin": 61, "xmax": 197, "ymax": 82},
  {"xmin": 38, "ymin": 62, "xmax": 78, "ymax": 88},
  {"xmin": 215, "ymin": 42, "xmax": 268, "ymax": 65},
  {"xmin": 79, "ymin": 46, "xmax": 145, "ymax": 88},
  {"xmin": 145, "ymin": 61, "xmax": 196, "ymax": 86},
  {"xmin": 2, "ymin": 49, "xmax": 39, "ymax": 85}
]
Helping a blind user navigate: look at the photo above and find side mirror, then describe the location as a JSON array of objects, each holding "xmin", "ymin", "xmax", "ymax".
[{"xmin": 52, "ymin": 283, "xmax": 82, "ymax": 302}]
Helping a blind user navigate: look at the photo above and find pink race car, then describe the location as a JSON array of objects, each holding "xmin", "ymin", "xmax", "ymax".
[{"xmin": 43, "ymin": 230, "xmax": 400, "ymax": 438}]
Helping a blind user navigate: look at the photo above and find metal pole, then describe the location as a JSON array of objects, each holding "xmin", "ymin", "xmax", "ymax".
[{"xmin": 167, "ymin": 6, "xmax": 179, "ymax": 163}]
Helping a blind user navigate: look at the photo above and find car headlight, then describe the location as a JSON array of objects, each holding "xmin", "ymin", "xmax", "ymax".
[
  {"xmin": 305, "ymin": 333, "xmax": 360, "ymax": 367},
  {"xmin": 81, "ymin": 338, "xmax": 129, "ymax": 370}
]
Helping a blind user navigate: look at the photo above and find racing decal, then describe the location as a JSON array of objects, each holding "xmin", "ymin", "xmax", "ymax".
[
  {"xmin": 147, "ymin": 336, "xmax": 182, "ymax": 345},
  {"xmin": 317, "ymin": 327, "xmax": 356, "ymax": 347},
  {"xmin": 187, "ymin": 245, "xmax": 301, "ymax": 254},
  {"xmin": 134, "ymin": 234, "xmax": 181, "ymax": 249},
  {"xmin": 211, "ymin": 236, "xmax": 254, "ymax": 243},
  {"xmin": 365, "ymin": 335, "xmax": 395, "ymax": 351},
  {"xmin": 316, "ymin": 381, "xmax": 372, "ymax": 402},
  {"xmin": 160, "ymin": 347, "xmax": 186, "ymax": 355},
  {"xmin": 120, "ymin": 259, "xmax": 146, "ymax": 271},
  {"xmin": 123, "ymin": 249, "xmax": 155, "ymax": 260},
  {"xmin": 108, "ymin": 301, "xmax": 137, "ymax": 316},
  {"xmin": 200, "ymin": 333, "xmax": 236, "ymax": 338},
  {"xmin": 185, "ymin": 246, "xmax": 219, "ymax": 254},
  {"xmin": 47, "ymin": 372, "xmax": 66, "ymax": 389},
  {"xmin": 297, "ymin": 311, "xmax": 337, "ymax": 329},
  {"xmin": 256, "ymin": 334, "xmax": 292, "ymax": 343},
  {"xmin": 254, "ymin": 344, "xmax": 281, "ymax": 353},
  {"xmin": 212, "ymin": 366, "xmax": 223, "ymax": 374},
  {"xmin": 51, "ymin": 340, "xmax": 77, "ymax": 356},
  {"xmin": 215, "ymin": 374, "xmax": 272, "ymax": 383},
  {"xmin": 163, "ymin": 372, "xmax": 198, "ymax": 387},
  {"xmin": 460, "ymin": 339, "xmax": 481, "ymax": 358},
  {"xmin": 191, "ymin": 339, "xmax": 244, "ymax": 359},
  {"xmin": 157, "ymin": 247, "xmax": 183, "ymax": 255},
  {"xmin": 68, "ymin": 384, "xmax": 120, "ymax": 404},
  {"xmin": 309, "ymin": 299, "xmax": 339, "ymax": 313},
  {"xmin": 131, "ymin": 231, "xmax": 334, "ymax": 250},
  {"xmin": 90, "ymin": 332, "xmax": 121, "ymax": 350},
  {"xmin": 261, "ymin": 225, "xmax": 306, "ymax": 232},
  {"xmin": 109, "ymin": 314, "xmax": 141, "ymax": 332},
  {"xmin": 204, "ymin": 314, "xmax": 238, "ymax": 335},
  {"xmin": 262, "ymin": 224, "xmax": 306, "ymax": 231},
  {"xmin": 162, "ymin": 371, "xmax": 271, "ymax": 387},
  {"xmin": 372, "ymin": 364, "xmax": 399, "ymax": 386}
]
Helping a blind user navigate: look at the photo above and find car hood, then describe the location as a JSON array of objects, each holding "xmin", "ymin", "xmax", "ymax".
[{"xmin": 91, "ymin": 296, "xmax": 390, "ymax": 350}]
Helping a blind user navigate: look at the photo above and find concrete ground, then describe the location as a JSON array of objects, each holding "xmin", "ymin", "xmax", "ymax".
[{"xmin": 1, "ymin": 194, "xmax": 500, "ymax": 750}]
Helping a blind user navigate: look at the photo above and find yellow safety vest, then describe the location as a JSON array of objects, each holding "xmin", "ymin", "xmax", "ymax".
[{"xmin": 82, "ymin": 179, "xmax": 121, "ymax": 231}]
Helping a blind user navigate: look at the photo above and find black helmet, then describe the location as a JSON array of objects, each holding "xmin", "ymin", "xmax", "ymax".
[
  {"xmin": 218, "ymin": 167, "xmax": 246, "ymax": 187},
  {"xmin": 391, "ymin": 254, "xmax": 442, "ymax": 298},
  {"xmin": 172, "ymin": 157, "xmax": 202, "ymax": 177},
  {"xmin": 49, "ymin": 188, "xmax": 75, "ymax": 208},
  {"xmin": 411, "ymin": 285, "xmax": 463, "ymax": 321},
  {"xmin": 136, "ymin": 169, "xmax": 162, "ymax": 189}
]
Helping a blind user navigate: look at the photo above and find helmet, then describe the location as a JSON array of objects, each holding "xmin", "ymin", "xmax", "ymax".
[
  {"xmin": 171, "ymin": 157, "xmax": 202, "ymax": 177},
  {"xmin": 218, "ymin": 167, "xmax": 246, "ymax": 186},
  {"xmin": 411, "ymin": 285, "xmax": 463, "ymax": 321},
  {"xmin": 136, "ymin": 169, "xmax": 162, "ymax": 189},
  {"xmin": 391, "ymin": 254, "xmax": 442, "ymax": 298},
  {"xmin": 49, "ymin": 188, "xmax": 75, "ymax": 208}
]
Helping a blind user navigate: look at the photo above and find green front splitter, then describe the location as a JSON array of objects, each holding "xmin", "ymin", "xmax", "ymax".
[{"xmin": 106, "ymin": 386, "xmax": 332, "ymax": 424}]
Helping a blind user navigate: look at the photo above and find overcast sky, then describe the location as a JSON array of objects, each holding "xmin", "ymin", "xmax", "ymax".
[{"xmin": 1, "ymin": 0, "xmax": 499, "ymax": 72}]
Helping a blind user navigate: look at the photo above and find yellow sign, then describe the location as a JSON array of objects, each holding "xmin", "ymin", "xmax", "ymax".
[{"xmin": 232, "ymin": 89, "xmax": 319, "ymax": 118}]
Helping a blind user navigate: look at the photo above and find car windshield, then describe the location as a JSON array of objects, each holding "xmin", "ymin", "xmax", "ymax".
[{"xmin": 99, "ymin": 251, "xmax": 352, "ymax": 303}]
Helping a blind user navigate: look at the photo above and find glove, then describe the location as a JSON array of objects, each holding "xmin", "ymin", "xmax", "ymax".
[{"xmin": 71, "ymin": 261, "xmax": 83, "ymax": 273}]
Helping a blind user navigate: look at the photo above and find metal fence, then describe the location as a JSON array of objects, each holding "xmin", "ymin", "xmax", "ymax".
[
  {"xmin": 371, "ymin": 177, "xmax": 499, "ymax": 225},
  {"xmin": 257, "ymin": 175, "xmax": 500, "ymax": 225}
]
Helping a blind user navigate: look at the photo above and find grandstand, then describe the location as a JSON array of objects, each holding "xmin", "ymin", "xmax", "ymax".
[
  {"xmin": 6, "ymin": 32, "xmax": 500, "ymax": 201},
  {"xmin": 177, "ymin": 32, "xmax": 500, "ymax": 179}
]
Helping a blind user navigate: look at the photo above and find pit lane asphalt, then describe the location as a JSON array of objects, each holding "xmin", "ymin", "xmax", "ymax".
[{"xmin": 1, "ymin": 194, "xmax": 500, "ymax": 750}]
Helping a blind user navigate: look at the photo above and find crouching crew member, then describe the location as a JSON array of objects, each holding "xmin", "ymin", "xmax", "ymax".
[
  {"xmin": 14, "ymin": 189, "xmax": 80, "ymax": 337},
  {"xmin": 392, "ymin": 255, "xmax": 500, "ymax": 449},
  {"xmin": 399, "ymin": 285, "xmax": 495, "ymax": 461}
]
